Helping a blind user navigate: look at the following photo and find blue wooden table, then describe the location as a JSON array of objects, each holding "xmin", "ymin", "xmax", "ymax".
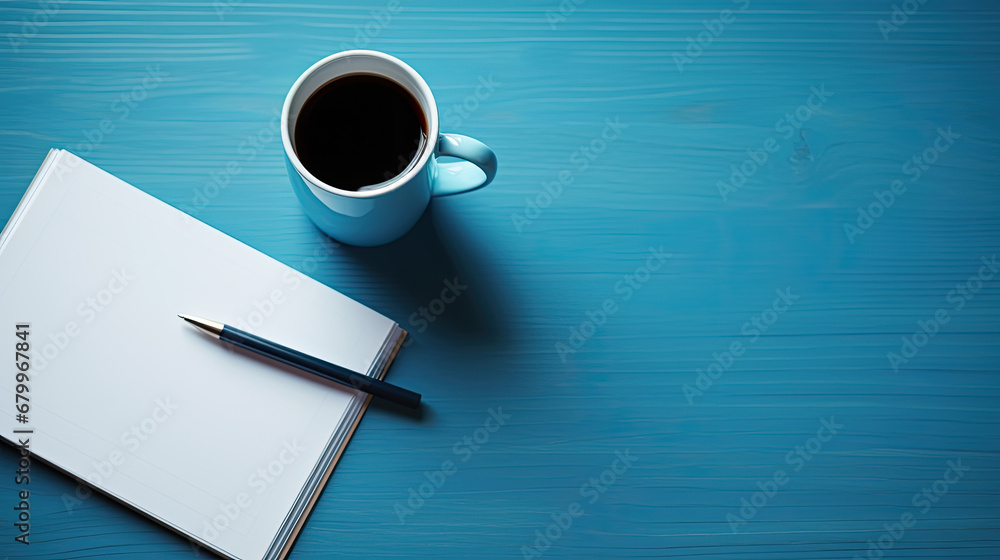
[{"xmin": 2, "ymin": 1, "xmax": 999, "ymax": 558}]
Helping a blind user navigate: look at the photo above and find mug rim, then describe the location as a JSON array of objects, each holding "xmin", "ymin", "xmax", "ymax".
[{"xmin": 281, "ymin": 50, "xmax": 439, "ymax": 199}]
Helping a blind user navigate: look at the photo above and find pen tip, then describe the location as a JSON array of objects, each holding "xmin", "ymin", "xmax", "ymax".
[{"xmin": 177, "ymin": 314, "xmax": 224, "ymax": 338}]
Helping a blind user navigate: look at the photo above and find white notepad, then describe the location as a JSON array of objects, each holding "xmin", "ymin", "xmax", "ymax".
[{"xmin": 0, "ymin": 149, "xmax": 406, "ymax": 560}]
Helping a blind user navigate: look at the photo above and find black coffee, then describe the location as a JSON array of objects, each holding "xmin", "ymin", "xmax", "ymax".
[{"xmin": 294, "ymin": 73, "xmax": 426, "ymax": 191}]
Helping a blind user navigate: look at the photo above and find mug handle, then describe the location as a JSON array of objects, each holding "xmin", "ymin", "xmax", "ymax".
[{"xmin": 432, "ymin": 133, "xmax": 498, "ymax": 197}]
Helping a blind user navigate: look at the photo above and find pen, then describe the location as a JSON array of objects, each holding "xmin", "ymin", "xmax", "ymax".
[{"xmin": 178, "ymin": 314, "xmax": 420, "ymax": 409}]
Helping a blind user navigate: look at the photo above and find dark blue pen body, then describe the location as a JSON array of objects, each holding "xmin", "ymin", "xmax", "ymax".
[{"xmin": 221, "ymin": 325, "xmax": 420, "ymax": 409}]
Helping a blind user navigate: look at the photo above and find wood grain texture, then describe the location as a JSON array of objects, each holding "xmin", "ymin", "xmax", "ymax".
[{"xmin": 1, "ymin": 1, "xmax": 999, "ymax": 559}]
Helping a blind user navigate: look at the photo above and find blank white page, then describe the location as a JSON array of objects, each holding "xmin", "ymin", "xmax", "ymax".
[{"xmin": 0, "ymin": 150, "xmax": 402, "ymax": 560}]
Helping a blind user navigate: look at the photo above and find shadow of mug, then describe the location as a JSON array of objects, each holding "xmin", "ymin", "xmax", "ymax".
[{"xmin": 334, "ymin": 203, "xmax": 515, "ymax": 354}]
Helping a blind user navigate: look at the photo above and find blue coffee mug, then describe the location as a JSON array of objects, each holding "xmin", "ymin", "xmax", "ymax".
[{"xmin": 281, "ymin": 50, "xmax": 497, "ymax": 247}]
